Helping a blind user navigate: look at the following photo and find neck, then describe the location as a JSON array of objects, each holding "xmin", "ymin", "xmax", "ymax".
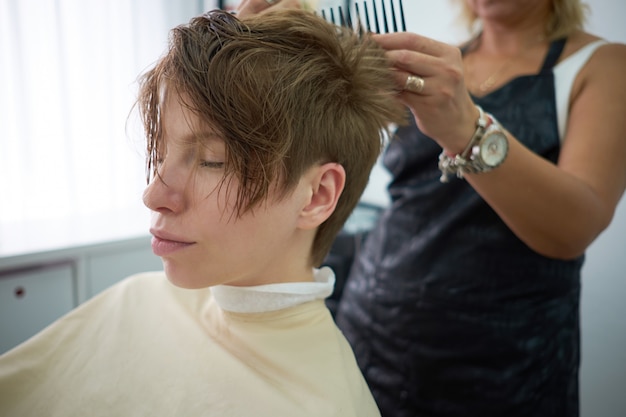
[
  {"xmin": 475, "ymin": 25, "xmax": 547, "ymax": 56},
  {"xmin": 473, "ymin": 2, "xmax": 550, "ymax": 55},
  {"xmin": 463, "ymin": 20, "xmax": 550, "ymax": 95}
]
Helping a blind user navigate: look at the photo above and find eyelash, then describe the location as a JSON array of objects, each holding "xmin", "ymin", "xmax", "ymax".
[
  {"xmin": 199, "ymin": 160, "xmax": 224, "ymax": 169},
  {"xmin": 152, "ymin": 156, "xmax": 223, "ymax": 169}
]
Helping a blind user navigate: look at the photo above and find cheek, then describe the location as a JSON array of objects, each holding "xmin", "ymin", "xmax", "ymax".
[
  {"xmin": 190, "ymin": 174, "xmax": 237, "ymax": 212},
  {"xmin": 186, "ymin": 181, "xmax": 249, "ymax": 242},
  {"xmin": 190, "ymin": 193, "xmax": 232, "ymax": 229}
]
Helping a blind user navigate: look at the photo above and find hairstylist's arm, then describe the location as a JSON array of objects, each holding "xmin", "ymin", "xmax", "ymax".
[{"xmin": 376, "ymin": 32, "xmax": 626, "ymax": 260}]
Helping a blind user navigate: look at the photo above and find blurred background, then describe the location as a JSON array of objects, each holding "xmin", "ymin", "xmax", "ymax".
[{"xmin": 0, "ymin": 1, "xmax": 624, "ymax": 415}]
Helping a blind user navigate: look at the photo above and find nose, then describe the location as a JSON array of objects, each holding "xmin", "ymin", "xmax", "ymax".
[{"xmin": 142, "ymin": 161, "xmax": 185, "ymax": 214}]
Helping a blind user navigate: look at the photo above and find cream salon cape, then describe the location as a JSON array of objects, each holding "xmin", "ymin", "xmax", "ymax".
[{"xmin": 0, "ymin": 268, "xmax": 380, "ymax": 417}]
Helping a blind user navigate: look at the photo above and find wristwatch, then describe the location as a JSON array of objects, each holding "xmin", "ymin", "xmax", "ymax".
[{"xmin": 438, "ymin": 105, "xmax": 509, "ymax": 182}]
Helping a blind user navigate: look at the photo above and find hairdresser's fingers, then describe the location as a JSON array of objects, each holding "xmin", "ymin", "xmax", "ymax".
[
  {"xmin": 375, "ymin": 34, "xmax": 463, "ymax": 77},
  {"xmin": 270, "ymin": 0, "xmax": 303, "ymax": 11},
  {"xmin": 384, "ymin": 49, "xmax": 442, "ymax": 79},
  {"xmin": 373, "ymin": 32, "xmax": 449, "ymax": 59},
  {"xmin": 374, "ymin": 33, "xmax": 467, "ymax": 106},
  {"xmin": 388, "ymin": 67, "xmax": 477, "ymax": 152},
  {"xmin": 391, "ymin": 70, "xmax": 430, "ymax": 96},
  {"xmin": 236, "ymin": 0, "xmax": 276, "ymax": 17}
]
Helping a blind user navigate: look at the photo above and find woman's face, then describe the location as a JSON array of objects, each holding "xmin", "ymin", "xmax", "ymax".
[{"xmin": 142, "ymin": 91, "xmax": 313, "ymax": 289}]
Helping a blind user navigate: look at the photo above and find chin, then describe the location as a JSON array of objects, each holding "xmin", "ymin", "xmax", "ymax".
[{"xmin": 163, "ymin": 263, "xmax": 213, "ymax": 289}]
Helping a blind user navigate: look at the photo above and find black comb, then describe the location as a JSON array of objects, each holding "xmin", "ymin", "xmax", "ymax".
[{"xmin": 320, "ymin": 0, "xmax": 406, "ymax": 36}]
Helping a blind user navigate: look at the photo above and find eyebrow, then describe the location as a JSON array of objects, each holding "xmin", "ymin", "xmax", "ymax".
[
  {"xmin": 195, "ymin": 130, "xmax": 222, "ymax": 139},
  {"xmin": 176, "ymin": 131, "xmax": 223, "ymax": 146}
]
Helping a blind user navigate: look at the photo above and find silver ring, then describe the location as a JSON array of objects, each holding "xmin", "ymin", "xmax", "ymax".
[
  {"xmin": 265, "ymin": 0, "xmax": 279, "ymax": 4},
  {"xmin": 404, "ymin": 74, "xmax": 425, "ymax": 94}
]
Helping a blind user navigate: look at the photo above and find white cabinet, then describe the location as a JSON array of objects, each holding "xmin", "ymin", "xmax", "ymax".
[
  {"xmin": 0, "ymin": 263, "xmax": 75, "ymax": 353},
  {"xmin": 0, "ymin": 231, "xmax": 162, "ymax": 354}
]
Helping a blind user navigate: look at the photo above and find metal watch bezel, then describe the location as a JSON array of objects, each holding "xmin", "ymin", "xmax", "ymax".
[{"xmin": 469, "ymin": 123, "xmax": 509, "ymax": 170}]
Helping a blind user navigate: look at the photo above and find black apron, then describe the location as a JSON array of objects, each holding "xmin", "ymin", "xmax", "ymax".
[{"xmin": 336, "ymin": 38, "xmax": 583, "ymax": 417}]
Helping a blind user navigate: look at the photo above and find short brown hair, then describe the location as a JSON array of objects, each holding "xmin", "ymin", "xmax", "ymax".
[
  {"xmin": 457, "ymin": 0, "xmax": 588, "ymax": 40},
  {"xmin": 136, "ymin": 9, "xmax": 406, "ymax": 266}
]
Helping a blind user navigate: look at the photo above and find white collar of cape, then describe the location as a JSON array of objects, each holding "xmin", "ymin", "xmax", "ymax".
[{"xmin": 211, "ymin": 267, "xmax": 335, "ymax": 313}]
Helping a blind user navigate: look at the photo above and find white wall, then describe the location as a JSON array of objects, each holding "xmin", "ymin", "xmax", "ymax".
[{"xmin": 374, "ymin": 1, "xmax": 625, "ymax": 416}]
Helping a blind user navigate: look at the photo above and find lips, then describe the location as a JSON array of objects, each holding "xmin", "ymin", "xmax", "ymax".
[{"xmin": 150, "ymin": 229, "xmax": 195, "ymax": 257}]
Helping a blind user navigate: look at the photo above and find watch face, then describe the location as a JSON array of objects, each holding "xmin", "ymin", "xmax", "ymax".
[{"xmin": 480, "ymin": 131, "xmax": 508, "ymax": 167}]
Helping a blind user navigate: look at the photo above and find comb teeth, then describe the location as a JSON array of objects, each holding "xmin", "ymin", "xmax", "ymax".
[{"xmin": 319, "ymin": 0, "xmax": 406, "ymax": 36}]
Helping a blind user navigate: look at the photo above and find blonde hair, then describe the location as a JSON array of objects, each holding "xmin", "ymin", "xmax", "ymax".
[
  {"xmin": 136, "ymin": 9, "xmax": 407, "ymax": 266},
  {"xmin": 457, "ymin": 0, "xmax": 589, "ymax": 40}
]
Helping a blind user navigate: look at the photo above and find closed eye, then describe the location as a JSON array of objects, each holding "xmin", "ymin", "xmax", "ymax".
[{"xmin": 200, "ymin": 160, "xmax": 224, "ymax": 169}]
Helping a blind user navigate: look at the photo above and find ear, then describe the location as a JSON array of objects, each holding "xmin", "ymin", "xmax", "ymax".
[{"xmin": 298, "ymin": 163, "xmax": 346, "ymax": 230}]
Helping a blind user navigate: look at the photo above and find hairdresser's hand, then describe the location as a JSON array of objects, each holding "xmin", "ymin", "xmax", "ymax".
[
  {"xmin": 374, "ymin": 32, "xmax": 479, "ymax": 155},
  {"xmin": 236, "ymin": 0, "xmax": 304, "ymax": 18}
]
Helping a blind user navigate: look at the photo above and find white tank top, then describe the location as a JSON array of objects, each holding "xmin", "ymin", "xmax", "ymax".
[{"xmin": 553, "ymin": 39, "xmax": 607, "ymax": 141}]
